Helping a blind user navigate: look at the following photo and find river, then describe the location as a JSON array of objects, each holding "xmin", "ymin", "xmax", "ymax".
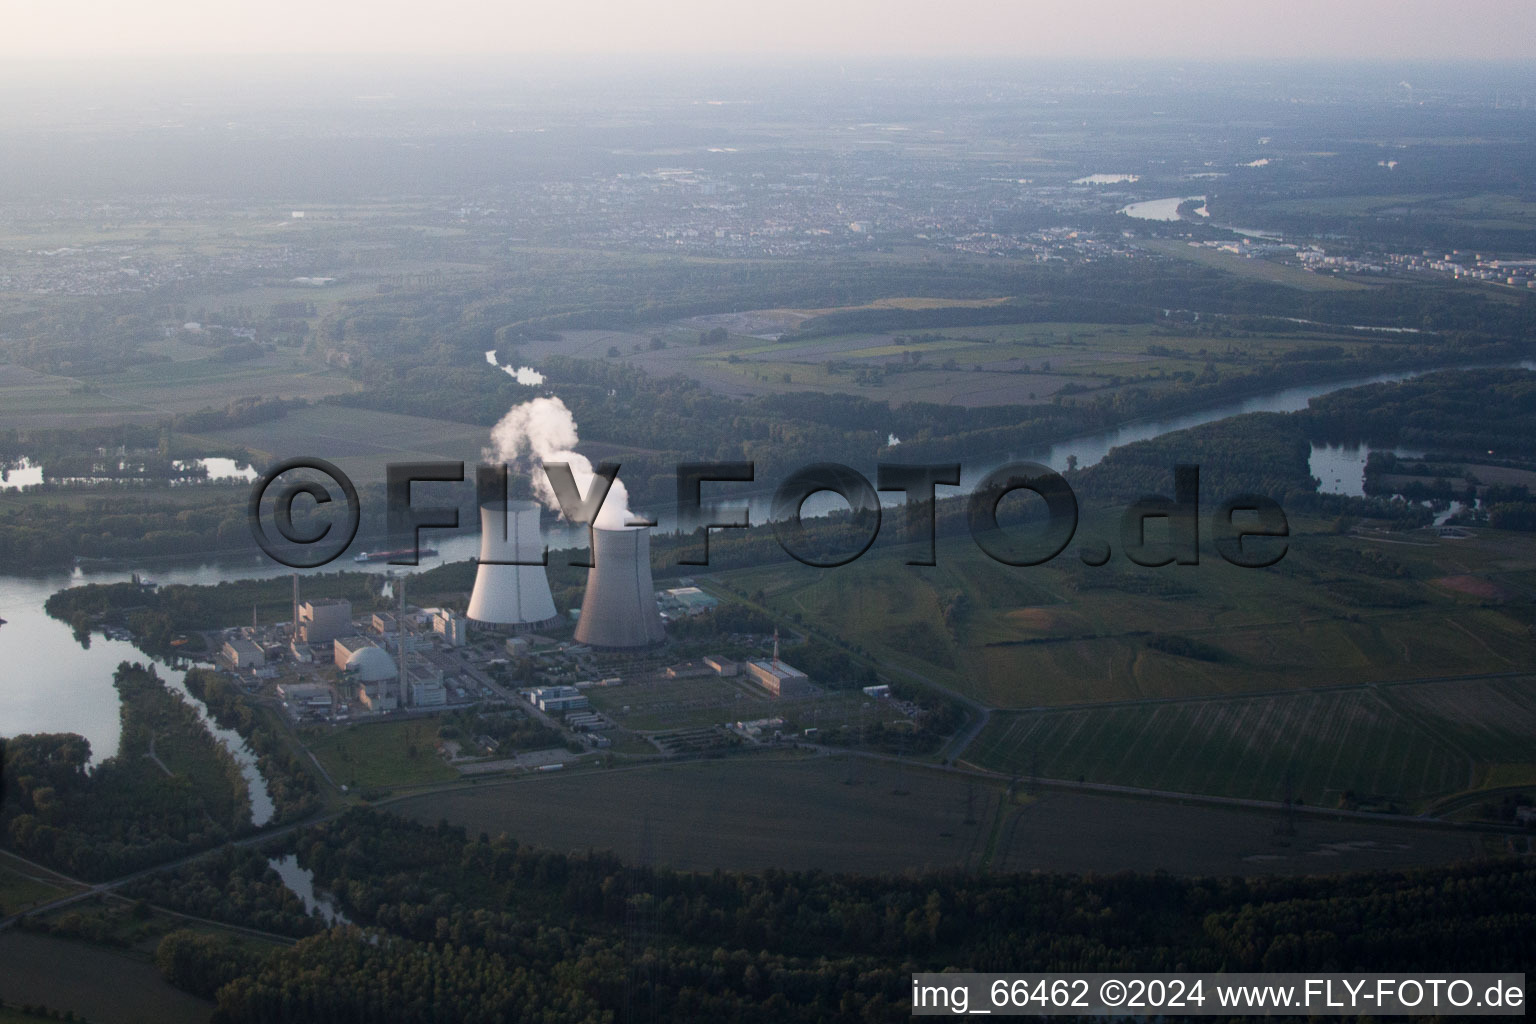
[{"xmin": 1120, "ymin": 194, "xmax": 1279, "ymax": 238}]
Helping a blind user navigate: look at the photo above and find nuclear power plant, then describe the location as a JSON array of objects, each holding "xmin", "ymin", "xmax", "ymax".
[
  {"xmin": 467, "ymin": 499, "xmax": 561, "ymax": 632},
  {"xmin": 573, "ymin": 525, "xmax": 666, "ymax": 649}
]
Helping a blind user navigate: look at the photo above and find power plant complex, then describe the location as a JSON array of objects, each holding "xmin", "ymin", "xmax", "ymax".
[{"xmin": 230, "ymin": 494, "xmax": 828, "ymax": 760}]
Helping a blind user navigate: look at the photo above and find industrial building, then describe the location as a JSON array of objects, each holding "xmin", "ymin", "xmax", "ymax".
[
  {"xmin": 704, "ymin": 655, "xmax": 738, "ymax": 677},
  {"xmin": 402, "ymin": 652, "xmax": 442, "ymax": 687},
  {"xmin": 222, "ymin": 637, "xmax": 266, "ymax": 670},
  {"xmin": 665, "ymin": 660, "xmax": 716, "ymax": 679},
  {"xmin": 432, "ymin": 609, "xmax": 467, "ymax": 647},
  {"xmin": 409, "ymin": 679, "xmax": 448, "ymax": 707},
  {"xmin": 333, "ymin": 635, "xmax": 381, "ymax": 669},
  {"xmin": 529, "ymin": 685, "xmax": 590, "ymax": 713},
  {"xmin": 573, "ymin": 526, "xmax": 665, "ymax": 649},
  {"xmin": 356, "ymin": 683, "xmax": 398, "ymax": 712},
  {"xmin": 746, "ymin": 659, "xmax": 811, "ymax": 698},
  {"xmin": 658, "ymin": 586, "xmax": 718, "ymax": 618},
  {"xmin": 299, "ymin": 598, "xmax": 353, "ymax": 645},
  {"xmin": 276, "ymin": 682, "xmax": 334, "ymax": 716},
  {"xmin": 382, "ymin": 631, "xmax": 433, "ymax": 655},
  {"xmin": 344, "ymin": 645, "xmax": 399, "ymax": 711},
  {"xmin": 467, "ymin": 499, "xmax": 561, "ymax": 632}
]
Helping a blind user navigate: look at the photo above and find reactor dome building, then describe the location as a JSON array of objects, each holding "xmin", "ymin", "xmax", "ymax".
[
  {"xmin": 573, "ymin": 525, "xmax": 665, "ymax": 649},
  {"xmin": 467, "ymin": 499, "xmax": 561, "ymax": 632}
]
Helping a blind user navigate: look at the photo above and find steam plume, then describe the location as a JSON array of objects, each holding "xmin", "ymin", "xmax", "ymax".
[{"xmin": 487, "ymin": 396, "xmax": 636, "ymax": 530}]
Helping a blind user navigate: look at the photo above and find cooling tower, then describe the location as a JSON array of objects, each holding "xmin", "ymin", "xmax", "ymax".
[
  {"xmin": 467, "ymin": 500, "xmax": 560, "ymax": 632},
  {"xmin": 573, "ymin": 526, "xmax": 665, "ymax": 649}
]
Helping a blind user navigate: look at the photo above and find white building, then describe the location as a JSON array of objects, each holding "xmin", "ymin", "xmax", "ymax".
[{"xmin": 531, "ymin": 685, "xmax": 590, "ymax": 713}]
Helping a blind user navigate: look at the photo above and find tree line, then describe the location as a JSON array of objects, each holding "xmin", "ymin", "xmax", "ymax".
[{"xmin": 139, "ymin": 808, "xmax": 1536, "ymax": 1022}]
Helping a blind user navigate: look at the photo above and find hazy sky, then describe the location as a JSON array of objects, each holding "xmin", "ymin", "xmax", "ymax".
[{"xmin": 5, "ymin": 0, "xmax": 1536, "ymax": 60}]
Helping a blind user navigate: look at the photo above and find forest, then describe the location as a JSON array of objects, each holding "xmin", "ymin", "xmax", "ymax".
[
  {"xmin": 133, "ymin": 809, "xmax": 1536, "ymax": 1023},
  {"xmin": 182, "ymin": 669, "xmax": 322, "ymax": 824},
  {"xmin": 0, "ymin": 664, "xmax": 319, "ymax": 881},
  {"xmin": 1, "ymin": 664, "xmax": 250, "ymax": 880}
]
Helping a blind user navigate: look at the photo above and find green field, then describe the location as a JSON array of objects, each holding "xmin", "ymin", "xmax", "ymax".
[
  {"xmin": 517, "ymin": 309, "xmax": 1405, "ymax": 407},
  {"xmin": 0, "ymin": 930, "xmax": 213, "ymax": 1024},
  {"xmin": 1387, "ymin": 675, "xmax": 1536, "ymax": 786},
  {"xmin": 0, "ymin": 352, "xmax": 351, "ymax": 431},
  {"xmin": 720, "ymin": 517, "xmax": 1536, "ymax": 709},
  {"xmin": 304, "ymin": 718, "xmax": 459, "ymax": 790},
  {"xmin": 0, "ymin": 863, "xmax": 71, "ymax": 917},
  {"xmin": 583, "ymin": 673, "xmax": 883, "ymax": 733},
  {"xmin": 670, "ymin": 317, "xmax": 1380, "ymax": 406},
  {"xmin": 961, "ymin": 679, "xmax": 1521, "ymax": 810},
  {"xmin": 390, "ymin": 753, "xmax": 1481, "ymax": 876},
  {"xmin": 196, "ymin": 404, "xmax": 494, "ymax": 483},
  {"xmin": 1139, "ymin": 238, "xmax": 1371, "ymax": 291},
  {"xmin": 1246, "ymin": 191, "xmax": 1536, "ymax": 232}
]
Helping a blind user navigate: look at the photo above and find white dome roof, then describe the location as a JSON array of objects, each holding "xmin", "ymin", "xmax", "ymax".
[{"xmin": 346, "ymin": 645, "xmax": 397, "ymax": 682}]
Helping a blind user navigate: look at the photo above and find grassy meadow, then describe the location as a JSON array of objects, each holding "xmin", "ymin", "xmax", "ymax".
[{"xmin": 719, "ymin": 514, "xmax": 1536, "ymax": 708}]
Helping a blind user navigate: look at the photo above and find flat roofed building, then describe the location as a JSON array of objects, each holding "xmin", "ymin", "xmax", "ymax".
[
  {"xmin": 432, "ymin": 609, "xmax": 467, "ymax": 647},
  {"xmin": 357, "ymin": 680, "xmax": 398, "ymax": 712},
  {"xmin": 703, "ymin": 656, "xmax": 738, "ymax": 677},
  {"xmin": 746, "ymin": 660, "xmax": 811, "ymax": 698},
  {"xmin": 403, "ymin": 652, "xmax": 442, "ymax": 687},
  {"xmin": 383, "ymin": 632, "xmax": 433, "ymax": 655},
  {"xmin": 299, "ymin": 599, "xmax": 353, "ymax": 645},
  {"xmin": 531, "ymin": 684, "xmax": 590, "ymax": 714},
  {"xmin": 409, "ymin": 679, "xmax": 447, "ymax": 708},
  {"xmin": 334, "ymin": 635, "xmax": 379, "ymax": 669},
  {"xmin": 223, "ymin": 637, "xmax": 266, "ymax": 669},
  {"xmin": 276, "ymin": 682, "xmax": 333, "ymax": 707},
  {"xmin": 277, "ymin": 683, "xmax": 333, "ymax": 716},
  {"xmin": 659, "ymin": 586, "xmax": 719, "ymax": 617}
]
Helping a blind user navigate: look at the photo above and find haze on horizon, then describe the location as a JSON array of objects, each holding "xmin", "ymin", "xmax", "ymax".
[{"xmin": 6, "ymin": 0, "xmax": 1536, "ymax": 61}]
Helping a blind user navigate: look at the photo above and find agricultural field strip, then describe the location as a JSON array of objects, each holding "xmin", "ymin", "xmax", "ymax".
[
  {"xmin": 1372, "ymin": 687, "xmax": 1480, "ymax": 789},
  {"xmin": 1388, "ymin": 678, "xmax": 1536, "ymax": 763},
  {"xmin": 964, "ymin": 675, "xmax": 1520, "ymax": 804}
]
